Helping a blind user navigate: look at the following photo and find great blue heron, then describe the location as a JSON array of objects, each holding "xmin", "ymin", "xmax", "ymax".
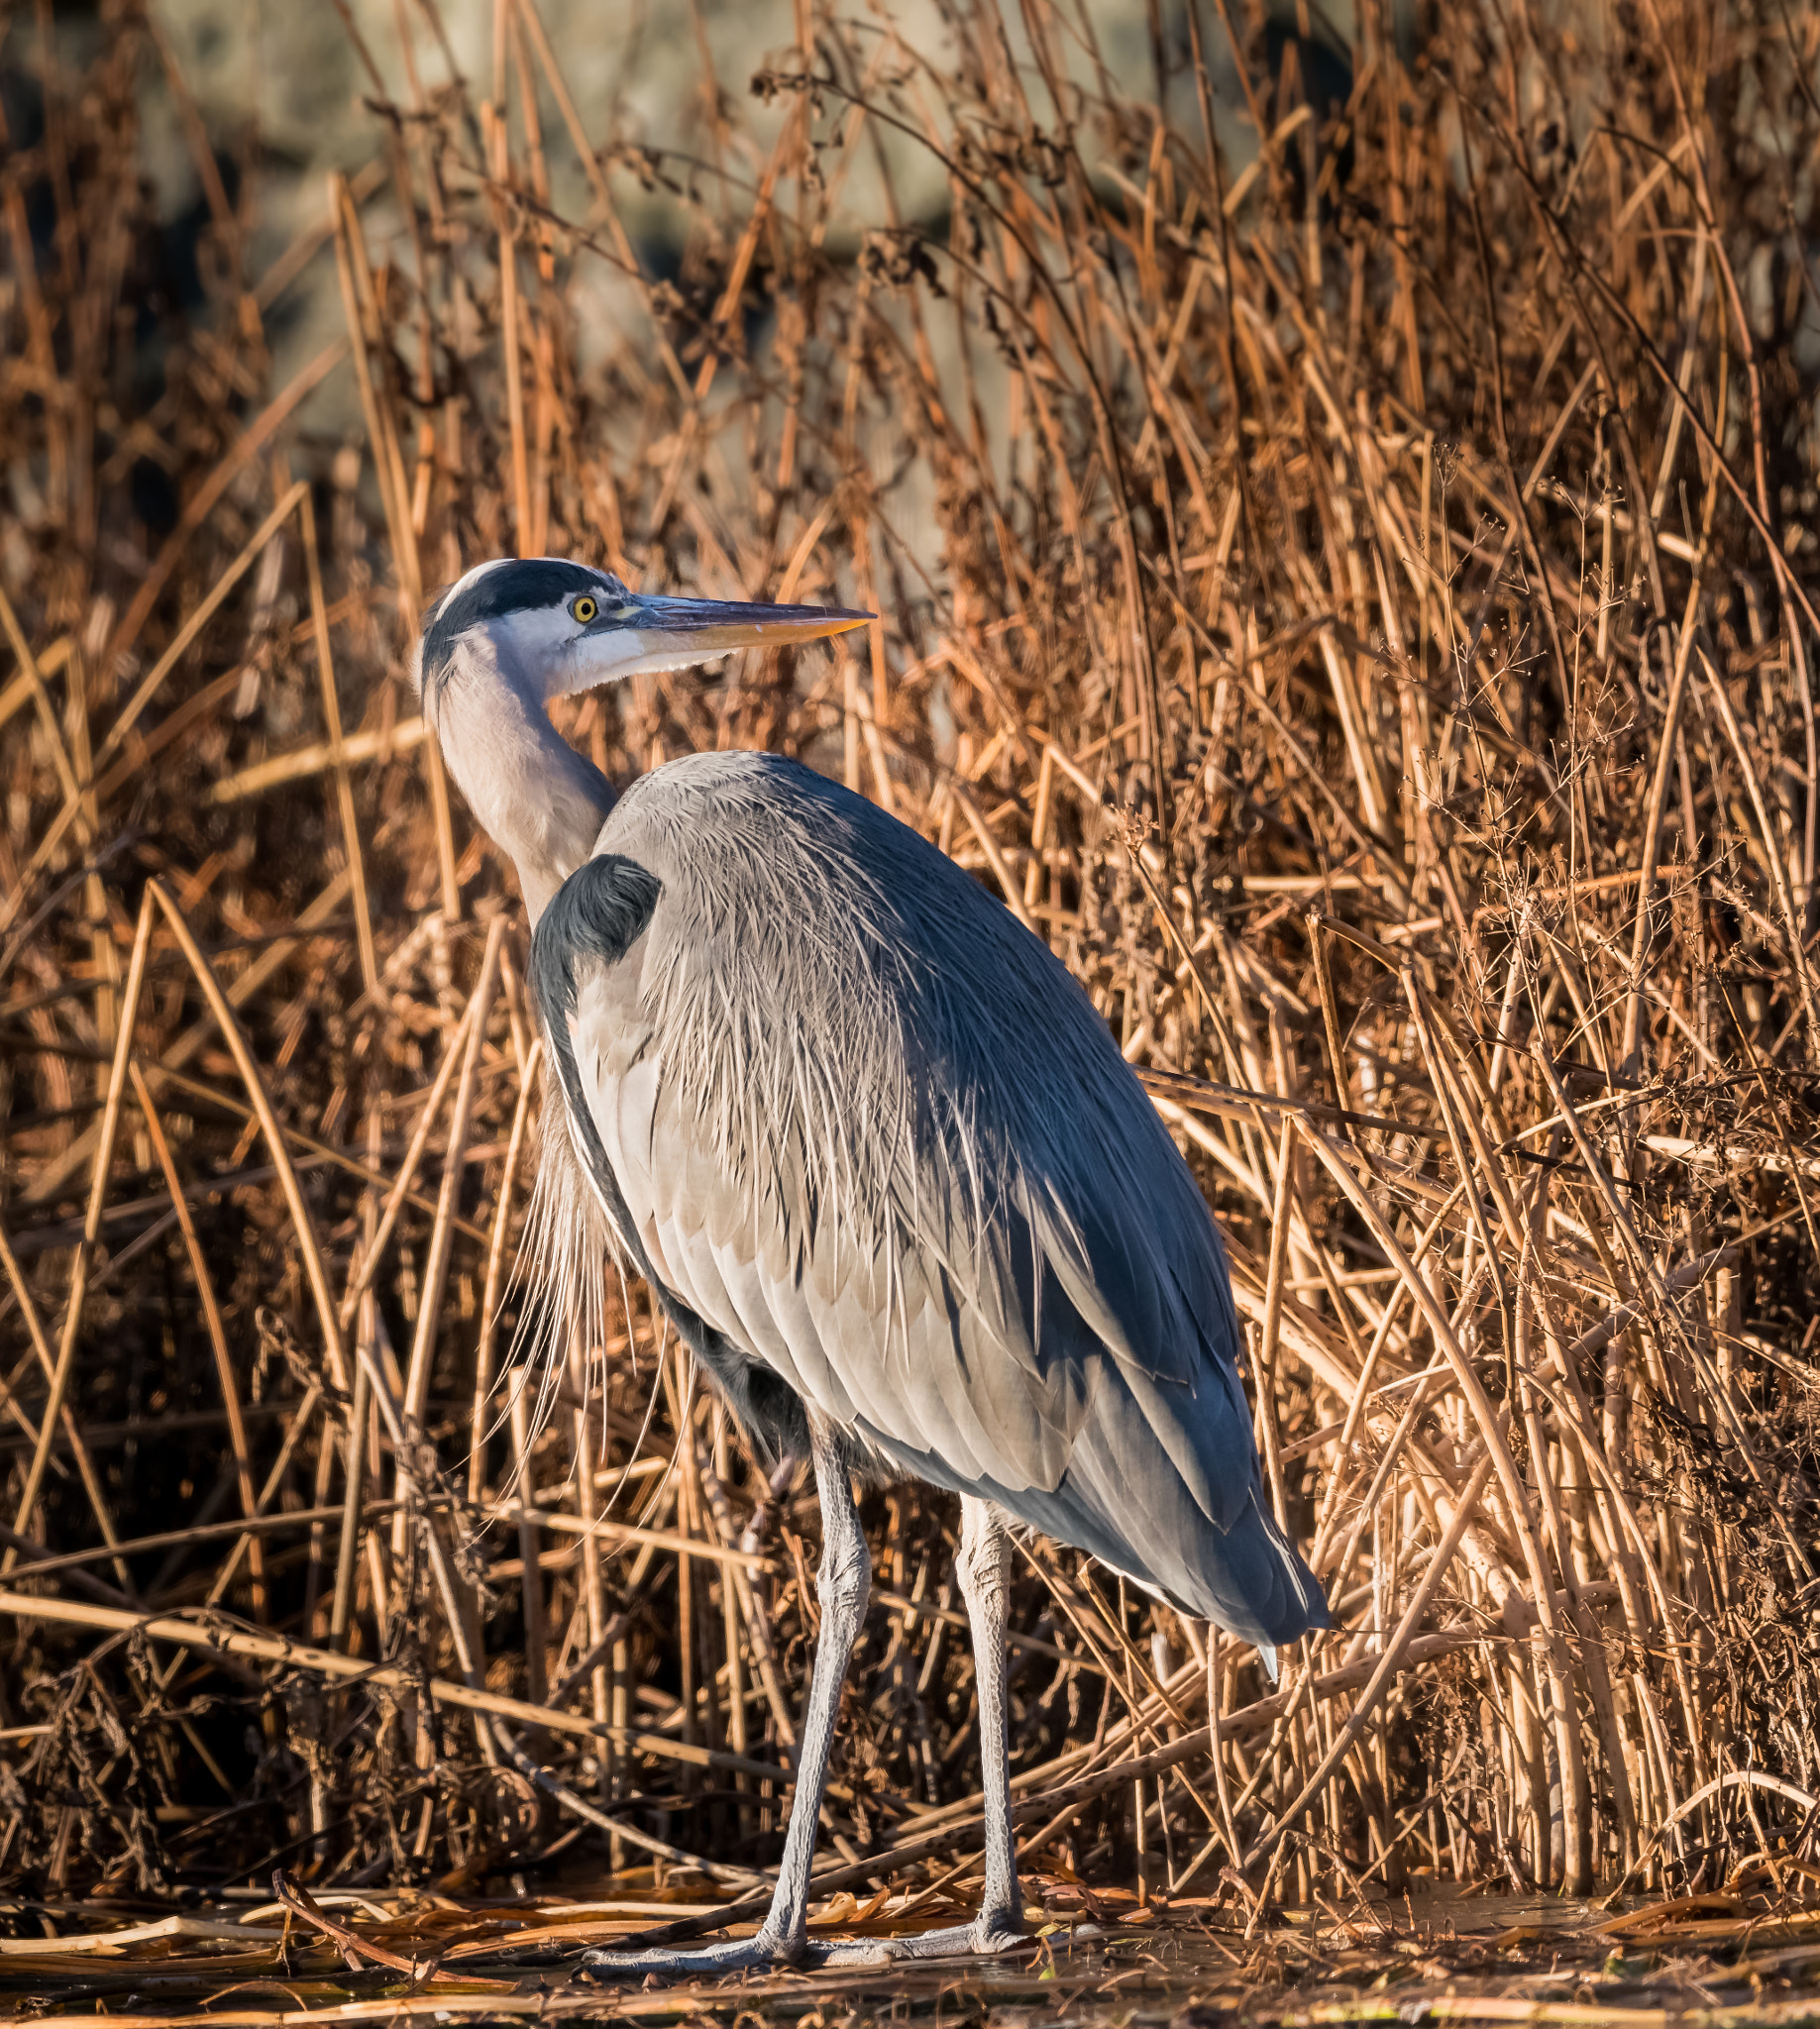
[{"xmin": 414, "ymin": 557, "xmax": 1329, "ymax": 1973}]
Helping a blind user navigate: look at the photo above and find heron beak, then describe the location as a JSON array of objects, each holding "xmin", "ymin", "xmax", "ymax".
[{"xmin": 598, "ymin": 592, "xmax": 873, "ymax": 659}]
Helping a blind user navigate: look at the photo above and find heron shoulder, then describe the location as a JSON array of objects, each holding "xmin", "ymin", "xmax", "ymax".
[
  {"xmin": 597, "ymin": 747, "xmax": 935, "ymax": 894},
  {"xmin": 530, "ymin": 852, "xmax": 661, "ymax": 1029}
]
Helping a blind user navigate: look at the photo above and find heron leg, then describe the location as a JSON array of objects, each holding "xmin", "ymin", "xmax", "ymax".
[
  {"xmin": 583, "ymin": 1458, "xmax": 1026, "ymax": 1978},
  {"xmin": 583, "ymin": 1420, "xmax": 869, "ymax": 1976},
  {"xmin": 955, "ymin": 1495, "xmax": 1022, "ymax": 1945},
  {"xmin": 753, "ymin": 1419, "xmax": 872, "ymax": 1956},
  {"xmin": 791, "ymin": 1496, "xmax": 1022, "ymax": 1967}
]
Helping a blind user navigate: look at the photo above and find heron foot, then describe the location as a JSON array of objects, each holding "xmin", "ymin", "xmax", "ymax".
[
  {"xmin": 813, "ymin": 1914, "xmax": 1025, "ymax": 1967},
  {"xmin": 578, "ymin": 1932, "xmax": 795, "ymax": 1981},
  {"xmin": 579, "ymin": 1915, "xmax": 1024, "ymax": 1981}
]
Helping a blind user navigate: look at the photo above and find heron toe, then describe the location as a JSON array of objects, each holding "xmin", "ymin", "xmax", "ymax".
[
  {"xmin": 580, "ymin": 1915, "xmax": 1025, "ymax": 1982},
  {"xmin": 813, "ymin": 1917, "xmax": 1026, "ymax": 1966},
  {"xmin": 578, "ymin": 1933, "xmax": 796, "ymax": 1981}
]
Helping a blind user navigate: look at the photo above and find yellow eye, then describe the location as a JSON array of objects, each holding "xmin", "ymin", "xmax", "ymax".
[{"xmin": 573, "ymin": 594, "xmax": 598, "ymax": 624}]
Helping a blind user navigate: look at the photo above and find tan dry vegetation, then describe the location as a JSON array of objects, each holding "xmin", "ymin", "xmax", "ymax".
[{"xmin": 4, "ymin": 0, "xmax": 1820, "ymax": 1948}]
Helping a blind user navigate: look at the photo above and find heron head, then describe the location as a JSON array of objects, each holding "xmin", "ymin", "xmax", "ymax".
[{"xmin": 413, "ymin": 557, "xmax": 871, "ymax": 708}]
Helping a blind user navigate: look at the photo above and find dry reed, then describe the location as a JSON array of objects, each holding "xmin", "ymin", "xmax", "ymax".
[{"xmin": 4, "ymin": 0, "xmax": 1820, "ymax": 1968}]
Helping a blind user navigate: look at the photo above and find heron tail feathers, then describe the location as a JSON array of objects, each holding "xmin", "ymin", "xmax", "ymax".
[{"xmin": 1020, "ymin": 1372, "xmax": 1333, "ymax": 1652}]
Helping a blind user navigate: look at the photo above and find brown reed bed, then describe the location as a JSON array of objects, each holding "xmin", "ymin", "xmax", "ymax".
[{"xmin": 5, "ymin": 0, "xmax": 1820, "ymax": 2010}]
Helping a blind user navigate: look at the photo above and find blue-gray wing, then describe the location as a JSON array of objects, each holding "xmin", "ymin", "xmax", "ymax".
[{"xmin": 534, "ymin": 751, "xmax": 1327, "ymax": 1649}]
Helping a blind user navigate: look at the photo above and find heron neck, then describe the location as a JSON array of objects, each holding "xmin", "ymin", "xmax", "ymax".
[{"xmin": 428, "ymin": 638, "xmax": 616, "ymax": 924}]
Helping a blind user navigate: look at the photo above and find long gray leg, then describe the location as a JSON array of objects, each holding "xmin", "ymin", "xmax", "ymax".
[
  {"xmin": 957, "ymin": 1496, "xmax": 1020, "ymax": 1945},
  {"xmin": 585, "ymin": 1464, "xmax": 1024, "ymax": 1977},
  {"xmin": 586, "ymin": 1420, "xmax": 868, "ymax": 1975},
  {"xmin": 753, "ymin": 1420, "xmax": 871, "ymax": 1956},
  {"xmin": 814, "ymin": 1495, "xmax": 1023, "ymax": 1965}
]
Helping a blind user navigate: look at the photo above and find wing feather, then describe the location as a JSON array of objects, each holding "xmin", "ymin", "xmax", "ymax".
[{"xmin": 536, "ymin": 751, "xmax": 1327, "ymax": 1645}]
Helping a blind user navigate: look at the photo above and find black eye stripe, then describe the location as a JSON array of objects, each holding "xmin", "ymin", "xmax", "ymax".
[{"xmin": 418, "ymin": 558, "xmax": 623, "ymax": 689}]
